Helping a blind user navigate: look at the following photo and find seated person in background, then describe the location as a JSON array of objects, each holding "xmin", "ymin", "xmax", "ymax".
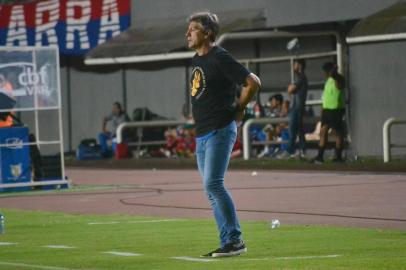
[
  {"xmin": 158, "ymin": 104, "xmax": 196, "ymax": 158},
  {"xmin": 275, "ymin": 100, "xmax": 290, "ymax": 156},
  {"xmin": 245, "ymin": 98, "xmax": 266, "ymax": 141},
  {"xmin": 161, "ymin": 128, "xmax": 177, "ymax": 157},
  {"xmin": 258, "ymin": 94, "xmax": 284, "ymax": 158},
  {"xmin": 305, "ymin": 122, "xmax": 339, "ymax": 144},
  {"xmin": 264, "ymin": 94, "xmax": 283, "ymax": 118},
  {"xmin": 98, "ymin": 102, "xmax": 129, "ymax": 157},
  {"xmin": 159, "ymin": 125, "xmax": 196, "ymax": 158},
  {"xmin": 305, "ymin": 121, "xmax": 322, "ymax": 141},
  {"xmin": 244, "ymin": 98, "xmax": 263, "ymax": 120},
  {"xmin": 175, "ymin": 126, "xmax": 196, "ymax": 158}
]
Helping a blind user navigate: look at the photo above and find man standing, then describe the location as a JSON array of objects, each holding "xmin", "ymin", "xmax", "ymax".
[
  {"xmin": 278, "ymin": 59, "xmax": 308, "ymax": 159},
  {"xmin": 186, "ymin": 12, "xmax": 261, "ymax": 257}
]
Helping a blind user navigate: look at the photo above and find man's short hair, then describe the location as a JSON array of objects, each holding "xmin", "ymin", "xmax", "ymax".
[
  {"xmin": 270, "ymin": 94, "xmax": 284, "ymax": 104},
  {"xmin": 294, "ymin": 59, "xmax": 306, "ymax": 69},
  {"xmin": 188, "ymin": 12, "xmax": 220, "ymax": 42},
  {"xmin": 322, "ymin": 62, "xmax": 336, "ymax": 73}
]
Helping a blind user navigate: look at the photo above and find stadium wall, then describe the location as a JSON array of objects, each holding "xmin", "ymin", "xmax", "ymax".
[{"xmin": 348, "ymin": 40, "xmax": 406, "ymax": 157}]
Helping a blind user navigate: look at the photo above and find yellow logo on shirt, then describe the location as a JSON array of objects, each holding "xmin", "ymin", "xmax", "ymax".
[
  {"xmin": 190, "ymin": 67, "xmax": 206, "ymax": 99},
  {"xmin": 191, "ymin": 70, "xmax": 201, "ymax": 97}
]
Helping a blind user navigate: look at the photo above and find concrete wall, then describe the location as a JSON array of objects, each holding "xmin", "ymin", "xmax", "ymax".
[
  {"xmin": 132, "ymin": 0, "xmax": 399, "ymax": 28},
  {"xmin": 125, "ymin": 66, "xmax": 187, "ymax": 120},
  {"xmin": 349, "ymin": 40, "xmax": 406, "ymax": 157},
  {"xmin": 69, "ymin": 64, "xmax": 123, "ymax": 150}
]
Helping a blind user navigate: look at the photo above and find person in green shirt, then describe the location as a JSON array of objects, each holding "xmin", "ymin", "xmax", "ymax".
[{"xmin": 312, "ymin": 62, "xmax": 345, "ymax": 163}]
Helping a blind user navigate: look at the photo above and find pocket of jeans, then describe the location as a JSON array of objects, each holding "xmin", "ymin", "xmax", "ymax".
[
  {"xmin": 229, "ymin": 128, "xmax": 237, "ymax": 143},
  {"xmin": 228, "ymin": 121, "xmax": 237, "ymax": 137},
  {"xmin": 220, "ymin": 127, "xmax": 237, "ymax": 145}
]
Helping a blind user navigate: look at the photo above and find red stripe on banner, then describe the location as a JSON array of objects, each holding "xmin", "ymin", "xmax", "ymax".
[
  {"xmin": 0, "ymin": 5, "xmax": 11, "ymax": 28},
  {"xmin": 0, "ymin": 0, "xmax": 131, "ymax": 51},
  {"xmin": 90, "ymin": 0, "xmax": 102, "ymax": 20},
  {"xmin": 59, "ymin": 0, "xmax": 67, "ymax": 21},
  {"xmin": 23, "ymin": 2, "xmax": 37, "ymax": 28},
  {"xmin": 0, "ymin": 0, "xmax": 130, "ymax": 26},
  {"xmin": 118, "ymin": 0, "xmax": 130, "ymax": 16}
]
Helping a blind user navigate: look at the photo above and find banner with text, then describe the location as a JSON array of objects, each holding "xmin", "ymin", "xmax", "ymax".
[{"xmin": 0, "ymin": 0, "xmax": 130, "ymax": 55}]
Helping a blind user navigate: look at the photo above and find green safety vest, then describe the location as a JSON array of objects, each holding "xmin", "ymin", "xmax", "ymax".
[{"xmin": 322, "ymin": 77, "xmax": 344, "ymax": 109}]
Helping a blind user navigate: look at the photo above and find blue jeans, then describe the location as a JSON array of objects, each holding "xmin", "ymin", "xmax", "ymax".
[
  {"xmin": 287, "ymin": 109, "xmax": 306, "ymax": 154},
  {"xmin": 195, "ymin": 121, "xmax": 241, "ymax": 247},
  {"xmin": 98, "ymin": 132, "xmax": 113, "ymax": 157},
  {"xmin": 280, "ymin": 128, "xmax": 290, "ymax": 152}
]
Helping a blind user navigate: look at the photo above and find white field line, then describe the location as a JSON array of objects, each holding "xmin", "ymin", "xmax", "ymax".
[
  {"xmin": 280, "ymin": 254, "xmax": 341, "ymax": 260},
  {"xmin": 172, "ymin": 254, "xmax": 341, "ymax": 263},
  {"xmin": 0, "ymin": 242, "xmax": 17, "ymax": 246},
  {"xmin": 0, "ymin": 261, "xmax": 72, "ymax": 270},
  {"xmin": 88, "ymin": 219, "xmax": 182, "ymax": 225},
  {"xmin": 241, "ymin": 254, "xmax": 341, "ymax": 261},
  {"xmin": 172, "ymin": 256, "xmax": 215, "ymax": 262},
  {"xmin": 87, "ymin": 221, "xmax": 120, "ymax": 225},
  {"xmin": 43, "ymin": 245, "xmax": 76, "ymax": 249},
  {"xmin": 103, "ymin": 251, "xmax": 142, "ymax": 257}
]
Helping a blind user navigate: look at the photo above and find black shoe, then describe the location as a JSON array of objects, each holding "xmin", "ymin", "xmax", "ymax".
[
  {"xmin": 201, "ymin": 247, "xmax": 222, "ymax": 257},
  {"xmin": 211, "ymin": 241, "xmax": 247, "ymax": 258},
  {"xmin": 311, "ymin": 156, "xmax": 324, "ymax": 164}
]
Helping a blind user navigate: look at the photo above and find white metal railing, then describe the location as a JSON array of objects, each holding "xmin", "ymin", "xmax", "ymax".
[
  {"xmin": 116, "ymin": 105, "xmax": 324, "ymax": 159},
  {"xmin": 383, "ymin": 117, "xmax": 406, "ymax": 163},
  {"xmin": 243, "ymin": 116, "xmax": 320, "ymax": 160},
  {"xmin": 116, "ymin": 120, "xmax": 187, "ymax": 144},
  {"xmin": 305, "ymin": 99, "xmax": 322, "ymax": 106}
]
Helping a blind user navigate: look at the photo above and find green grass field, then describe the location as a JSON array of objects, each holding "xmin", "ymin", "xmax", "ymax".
[{"xmin": 0, "ymin": 209, "xmax": 405, "ymax": 270}]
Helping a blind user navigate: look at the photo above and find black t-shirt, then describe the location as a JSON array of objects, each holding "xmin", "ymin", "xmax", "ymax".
[{"xmin": 190, "ymin": 46, "xmax": 251, "ymax": 136}]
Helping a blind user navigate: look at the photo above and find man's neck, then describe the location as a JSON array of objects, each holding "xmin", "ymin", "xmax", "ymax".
[{"xmin": 196, "ymin": 42, "xmax": 215, "ymax": 56}]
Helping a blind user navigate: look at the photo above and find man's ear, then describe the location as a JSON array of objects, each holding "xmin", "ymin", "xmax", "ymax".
[{"xmin": 205, "ymin": 30, "xmax": 212, "ymax": 40}]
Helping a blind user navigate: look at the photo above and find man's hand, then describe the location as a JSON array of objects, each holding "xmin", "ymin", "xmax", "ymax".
[{"xmin": 287, "ymin": 84, "xmax": 297, "ymax": 94}]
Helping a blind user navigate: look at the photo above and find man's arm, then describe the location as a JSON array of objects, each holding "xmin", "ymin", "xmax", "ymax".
[
  {"xmin": 287, "ymin": 84, "xmax": 297, "ymax": 94},
  {"xmin": 288, "ymin": 74, "xmax": 303, "ymax": 94},
  {"xmin": 236, "ymin": 73, "xmax": 261, "ymax": 122},
  {"xmin": 102, "ymin": 114, "xmax": 112, "ymax": 133},
  {"xmin": 102, "ymin": 118, "xmax": 108, "ymax": 133}
]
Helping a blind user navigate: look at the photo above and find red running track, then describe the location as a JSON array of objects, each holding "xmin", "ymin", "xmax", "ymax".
[{"xmin": 1, "ymin": 168, "xmax": 405, "ymax": 230}]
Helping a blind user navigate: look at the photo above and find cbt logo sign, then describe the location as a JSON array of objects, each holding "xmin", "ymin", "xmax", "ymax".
[
  {"xmin": 0, "ymin": 62, "xmax": 53, "ymax": 98},
  {"xmin": 18, "ymin": 64, "xmax": 52, "ymax": 97},
  {"xmin": 5, "ymin": 138, "xmax": 23, "ymax": 149}
]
